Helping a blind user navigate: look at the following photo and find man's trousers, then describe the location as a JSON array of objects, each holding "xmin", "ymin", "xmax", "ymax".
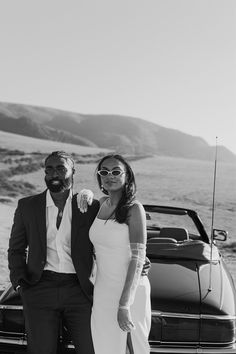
[{"xmin": 20, "ymin": 270, "xmax": 94, "ymax": 354}]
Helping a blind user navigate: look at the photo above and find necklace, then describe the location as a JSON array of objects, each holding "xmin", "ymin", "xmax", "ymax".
[
  {"xmin": 106, "ymin": 198, "xmax": 118, "ymax": 208},
  {"xmin": 58, "ymin": 209, "xmax": 63, "ymax": 218},
  {"xmin": 106, "ymin": 198, "xmax": 111, "ymax": 207}
]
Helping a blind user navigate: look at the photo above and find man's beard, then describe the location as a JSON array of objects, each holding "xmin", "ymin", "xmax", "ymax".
[{"xmin": 45, "ymin": 176, "xmax": 73, "ymax": 193}]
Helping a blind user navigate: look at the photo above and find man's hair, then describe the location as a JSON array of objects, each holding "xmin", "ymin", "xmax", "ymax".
[{"xmin": 44, "ymin": 151, "xmax": 75, "ymax": 168}]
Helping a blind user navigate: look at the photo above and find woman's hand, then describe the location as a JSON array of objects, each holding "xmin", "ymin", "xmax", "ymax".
[
  {"xmin": 117, "ymin": 307, "xmax": 135, "ymax": 332},
  {"xmin": 77, "ymin": 189, "xmax": 94, "ymax": 213}
]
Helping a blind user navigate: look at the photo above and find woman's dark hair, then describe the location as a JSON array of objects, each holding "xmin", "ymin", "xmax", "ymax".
[{"xmin": 96, "ymin": 154, "xmax": 136, "ymax": 223}]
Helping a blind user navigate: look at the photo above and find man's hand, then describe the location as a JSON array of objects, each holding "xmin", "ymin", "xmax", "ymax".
[
  {"xmin": 77, "ymin": 189, "xmax": 94, "ymax": 213},
  {"xmin": 141, "ymin": 257, "xmax": 151, "ymax": 276}
]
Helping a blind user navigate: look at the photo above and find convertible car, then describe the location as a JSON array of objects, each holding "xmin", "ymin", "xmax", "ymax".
[{"xmin": 0, "ymin": 205, "xmax": 235, "ymax": 353}]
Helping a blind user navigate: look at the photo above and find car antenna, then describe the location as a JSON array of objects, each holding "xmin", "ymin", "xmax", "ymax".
[{"xmin": 208, "ymin": 136, "xmax": 218, "ymax": 292}]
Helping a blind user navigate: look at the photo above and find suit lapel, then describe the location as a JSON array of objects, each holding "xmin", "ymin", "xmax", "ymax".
[
  {"xmin": 71, "ymin": 195, "xmax": 86, "ymax": 249},
  {"xmin": 35, "ymin": 190, "xmax": 47, "ymax": 252}
]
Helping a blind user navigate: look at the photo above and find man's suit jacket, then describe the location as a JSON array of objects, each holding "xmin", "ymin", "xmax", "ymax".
[{"xmin": 8, "ymin": 190, "xmax": 100, "ymax": 302}]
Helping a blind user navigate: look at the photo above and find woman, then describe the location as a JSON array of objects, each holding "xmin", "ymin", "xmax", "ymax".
[{"xmin": 89, "ymin": 154, "xmax": 151, "ymax": 354}]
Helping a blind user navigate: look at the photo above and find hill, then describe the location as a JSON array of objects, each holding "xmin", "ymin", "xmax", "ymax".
[
  {"xmin": 0, "ymin": 102, "xmax": 235, "ymax": 162},
  {"xmin": 0, "ymin": 130, "xmax": 108, "ymax": 155},
  {"xmin": 0, "ymin": 114, "xmax": 95, "ymax": 147}
]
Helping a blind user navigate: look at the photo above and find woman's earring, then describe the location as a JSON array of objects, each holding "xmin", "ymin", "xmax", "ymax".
[{"xmin": 101, "ymin": 184, "xmax": 108, "ymax": 194}]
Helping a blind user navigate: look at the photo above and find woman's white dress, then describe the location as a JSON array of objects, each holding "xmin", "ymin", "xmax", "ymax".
[{"xmin": 89, "ymin": 217, "xmax": 151, "ymax": 354}]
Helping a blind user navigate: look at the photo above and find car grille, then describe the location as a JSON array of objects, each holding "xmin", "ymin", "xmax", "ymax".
[{"xmin": 149, "ymin": 311, "xmax": 236, "ymax": 347}]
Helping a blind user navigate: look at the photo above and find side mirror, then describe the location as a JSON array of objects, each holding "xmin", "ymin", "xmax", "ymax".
[
  {"xmin": 213, "ymin": 228, "xmax": 228, "ymax": 241},
  {"xmin": 146, "ymin": 212, "xmax": 151, "ymax": 220}
]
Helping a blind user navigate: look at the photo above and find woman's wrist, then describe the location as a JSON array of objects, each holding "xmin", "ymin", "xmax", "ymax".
[{"xmin": 118, "ymin": 304, "xmax": 130, "ymax": 310}]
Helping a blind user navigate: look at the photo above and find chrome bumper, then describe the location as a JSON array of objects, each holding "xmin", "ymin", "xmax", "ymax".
[
  {"xmin": 150, "ymin": 344, "xmax": 236, "ymax": 353},
  {"xmin": 1, "ymin": 337, "xmax": 235, "ymax": 354}
]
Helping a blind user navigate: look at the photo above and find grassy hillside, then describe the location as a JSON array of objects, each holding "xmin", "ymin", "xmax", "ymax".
[
  {"xmin": 0, "ymin": 130, "xmax": 108, "ymax": 155},
  {"xmin": 0, "ymin": 101, "xmax": 235, "ymax": 162},
  {"xmin": 0, "ymin": 114, "xmax": 96, "ymax": 147},
  {"xmin": 0, "ymin": 101, "xmax": 84, "ymax": 123}
]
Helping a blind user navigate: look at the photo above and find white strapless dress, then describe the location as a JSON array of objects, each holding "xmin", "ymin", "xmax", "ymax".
[{"xmin": 89, "ymin": 217, "xmax": 151, "ymax": 354}]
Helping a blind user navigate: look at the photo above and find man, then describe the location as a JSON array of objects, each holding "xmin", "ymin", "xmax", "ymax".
[{"xmin": 8, "ymin": 151, "xmax": 99, "ymax": 354}]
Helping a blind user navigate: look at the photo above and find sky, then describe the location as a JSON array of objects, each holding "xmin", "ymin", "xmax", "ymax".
[{"xmin": 0, "ymin": 0, "xmax": 236, "ymax": 154}]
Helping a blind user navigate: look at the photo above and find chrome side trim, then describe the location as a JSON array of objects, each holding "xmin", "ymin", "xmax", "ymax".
[
  {"xmin": 63, "ymin": 342, "xmax": 236, "ymax": 353},
  {"xmin": 0, "ymin": 330, "xmax": 25, "ymax": 336},
  {"xmin": 152, "ymin": 310, "xmax": 236, "ymax": 321},
  {"xmin": 64, "ymin": 342, "xmax": 236, "ymax": 353},
  {"xmin": 200, "ymin": 314, "xmax": 236, "ymax": 320},
  {"xmin": 0, "ymin": 338, "xmax": 27, "ymax": 345},
  {"xmin": 149, "ymin": 345, "xmax": 236, "ymax": 353},
  {"xmin": 0, "ymin": 337, "xmax": 235, "ymax": 353},
  {"xmin": 0, "ymin": 305, "xmax": 23, "ymax": 310},
  {"xmin": 1, "ymin": 306, "xmax": 235, "ymax": 321},
  {"xmin": 200, "ymin": 341, "xmax": 235, "ymax": 346},
  {"xmin": 150, "ymin": 340, "xmax": 235, "ymax": 346}
]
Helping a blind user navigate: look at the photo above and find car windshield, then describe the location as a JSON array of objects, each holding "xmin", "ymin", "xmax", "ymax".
[{"xmin": 146, "ymin": 211, "xmax": 201, "ymax": 240}]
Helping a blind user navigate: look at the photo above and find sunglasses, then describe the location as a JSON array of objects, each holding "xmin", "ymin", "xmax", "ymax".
[{"xmin": 97, "ymin": 169, "xmax": 125, "ymax": 177}]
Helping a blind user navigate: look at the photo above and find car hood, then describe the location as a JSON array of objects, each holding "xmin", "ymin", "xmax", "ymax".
[
  {"xmin": 148, "ymin": 258, "xmax": 232, "ymax": 316},
  {"xmin": 149, "ymin": 259, "xmax": 201, "ymax": 314}
]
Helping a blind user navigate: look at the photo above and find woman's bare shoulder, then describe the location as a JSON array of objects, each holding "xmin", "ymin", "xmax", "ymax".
[
  {"xmin": 128, "ymin": 200, "xmax": 145, "ymax": 218},
  {"xmin": 99, "ymin": 196, "xmax": 109, "ymax": 205}
]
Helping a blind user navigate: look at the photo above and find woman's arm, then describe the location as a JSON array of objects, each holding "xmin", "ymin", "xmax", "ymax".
[{"xmin": 117, "ymin": 202, "xmax": 147, "ymax": 331}]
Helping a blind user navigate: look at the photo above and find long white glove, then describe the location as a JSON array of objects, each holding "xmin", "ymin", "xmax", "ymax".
[
  {"xmin": 77, "ymin": 189, "xmax": 94, "ymax": 213},
  {"xmin": 118, "ymin": 242, "xmax": 146, "ymax": 331}
]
